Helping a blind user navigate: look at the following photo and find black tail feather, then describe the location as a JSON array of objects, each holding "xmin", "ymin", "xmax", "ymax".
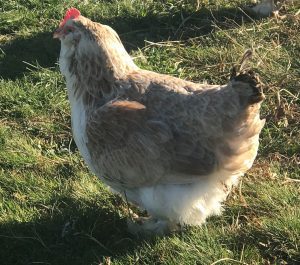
[{"xmin": 230, "ymin": 50, "xmax": 265, "ymax": 104}]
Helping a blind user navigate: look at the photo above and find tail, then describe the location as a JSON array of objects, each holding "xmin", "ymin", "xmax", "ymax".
[
  {"xmin": 218, "ymin": 50, "xmax": 266, "ymax": 175},
  {"xmin": 230, "ymin": 49, "xmax": 265, "ymax": 105}
]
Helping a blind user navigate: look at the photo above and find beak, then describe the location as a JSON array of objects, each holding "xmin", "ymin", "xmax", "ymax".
[{"xmin": 53, "ymin": 28, "xmax": 63, "ymax": 39}]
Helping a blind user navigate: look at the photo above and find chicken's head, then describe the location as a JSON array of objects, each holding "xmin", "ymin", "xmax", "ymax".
[
  {"xmin": 53, "ymin": 8, "xmax": 83, "ymax": 46},
  {"xmin": 54, "ymin": 8, "xmax": 137, "ymax": 81}
]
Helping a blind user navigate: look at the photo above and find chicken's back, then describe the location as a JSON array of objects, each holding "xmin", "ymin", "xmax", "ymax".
[
  {"xmin": 122, "ymin": 69, "xmax": 265, "ymax": 182},
  {"xmin": 121, "ymin": 70, "xmax": 265, "ymax": 225}
]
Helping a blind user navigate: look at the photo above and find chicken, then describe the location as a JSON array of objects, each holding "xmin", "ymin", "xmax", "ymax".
[
  {"xmin": 245, "ymin": 0, "xmax": 277, "ymax": 18},
  {"xmin": 245, "ymin": 0, "xmax": 293, "ymax": 20},
  {"xmin": 54, "ymin": 8, "xmax": 265, "ymax": 235}
]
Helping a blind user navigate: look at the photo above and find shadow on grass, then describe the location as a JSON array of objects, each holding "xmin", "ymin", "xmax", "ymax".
[
  {"xmin": 0, "ymin": 6, "xmax": 256, "ymax": 80},
  {"xmin": 0, "ymin": 32, "xmax": 60, "ymax": 80},
  {"xmin": 0, "ymin": 196, "xmax": 143, "ymax": 265}
]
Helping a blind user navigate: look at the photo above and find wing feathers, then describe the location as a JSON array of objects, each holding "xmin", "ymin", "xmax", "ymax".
[{"xmin": 86, "ymin": 100, "xmax": 173, "ymax": 188}]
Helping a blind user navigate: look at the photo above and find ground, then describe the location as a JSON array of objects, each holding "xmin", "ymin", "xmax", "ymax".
[{"xmin": 0, "ymin": 0, "xmax": 299, "ymax": 264}]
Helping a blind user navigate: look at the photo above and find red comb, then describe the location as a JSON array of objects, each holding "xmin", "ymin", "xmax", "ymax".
[{"xmin": 60, "ymin": 8, "xmax": 81, "ymax": 27}]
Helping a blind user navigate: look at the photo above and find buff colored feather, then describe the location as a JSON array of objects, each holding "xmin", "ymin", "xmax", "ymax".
[{"xmin": 55, "ymin": 9, "xmax": 265, "ymax": 235}]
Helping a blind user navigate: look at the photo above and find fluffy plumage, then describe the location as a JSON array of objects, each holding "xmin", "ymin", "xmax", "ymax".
[
  {"xmin": 245, "ymin": 0, "xmax": 277, "ymax": 18},
  {"xmin": 54, "ymin": 9, "xmax": 265, "ymax": 235}
]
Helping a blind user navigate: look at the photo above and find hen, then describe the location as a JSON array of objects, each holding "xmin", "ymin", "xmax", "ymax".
[
  {"xmin": 245, "ymin": 0, "xmax": 277, "ymax": 18},
  {"xmin": 54, "ymin": 8, "xmax": 265, "ymax": 235}
]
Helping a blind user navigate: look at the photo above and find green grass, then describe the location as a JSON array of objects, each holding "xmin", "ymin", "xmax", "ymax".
[{"xmin": 0, "ymin": 0, "xmax": 300, "ymax": 264}]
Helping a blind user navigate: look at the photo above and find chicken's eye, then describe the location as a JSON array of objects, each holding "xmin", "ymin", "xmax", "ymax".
[{"xmin": 65, "ymin": 27, "xmax": 74, "ymax": 34}]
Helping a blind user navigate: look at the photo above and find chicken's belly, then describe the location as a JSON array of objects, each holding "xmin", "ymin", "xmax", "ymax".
[{"xmin": 125, "ymin": 173, "xmax": 239, "ymax": 225}]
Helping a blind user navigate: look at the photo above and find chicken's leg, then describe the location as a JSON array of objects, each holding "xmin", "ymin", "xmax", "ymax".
[{"xmin": 127, "ymin": 216, "xmax": 181, "ymax": 237}]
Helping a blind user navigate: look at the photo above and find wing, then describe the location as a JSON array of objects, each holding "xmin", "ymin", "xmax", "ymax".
[
  {"xmin": 85, "ymin": 98, "xmax": 221, "ymax": 189},
  {"xmin": 86, "ymin": 100, "xmax": 173, "ymax": 189}
]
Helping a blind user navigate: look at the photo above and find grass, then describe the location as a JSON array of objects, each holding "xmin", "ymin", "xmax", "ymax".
[{"xmin": 0, "ymin": 0, "xmax": 299, "ymax": 264}]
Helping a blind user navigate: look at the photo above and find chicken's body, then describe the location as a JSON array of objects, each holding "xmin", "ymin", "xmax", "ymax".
[{"xmin": 55, "ymin": 9, "xmax": 265, "ymax": 234}]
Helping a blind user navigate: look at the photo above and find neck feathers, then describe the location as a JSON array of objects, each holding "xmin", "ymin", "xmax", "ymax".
[{"xmin": 62, "ymin": 22, "xmax": 138, "ymax": 105}]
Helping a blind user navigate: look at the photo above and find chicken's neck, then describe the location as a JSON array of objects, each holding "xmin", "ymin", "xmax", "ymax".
[{"xmin": 61, "ymin": 40, "xmax": 138, "ymax": 108}]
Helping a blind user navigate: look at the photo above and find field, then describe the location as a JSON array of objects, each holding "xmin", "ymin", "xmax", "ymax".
[{"xmin": 0, "ymin": 0, "xmax": 299, "ymax": 264}]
